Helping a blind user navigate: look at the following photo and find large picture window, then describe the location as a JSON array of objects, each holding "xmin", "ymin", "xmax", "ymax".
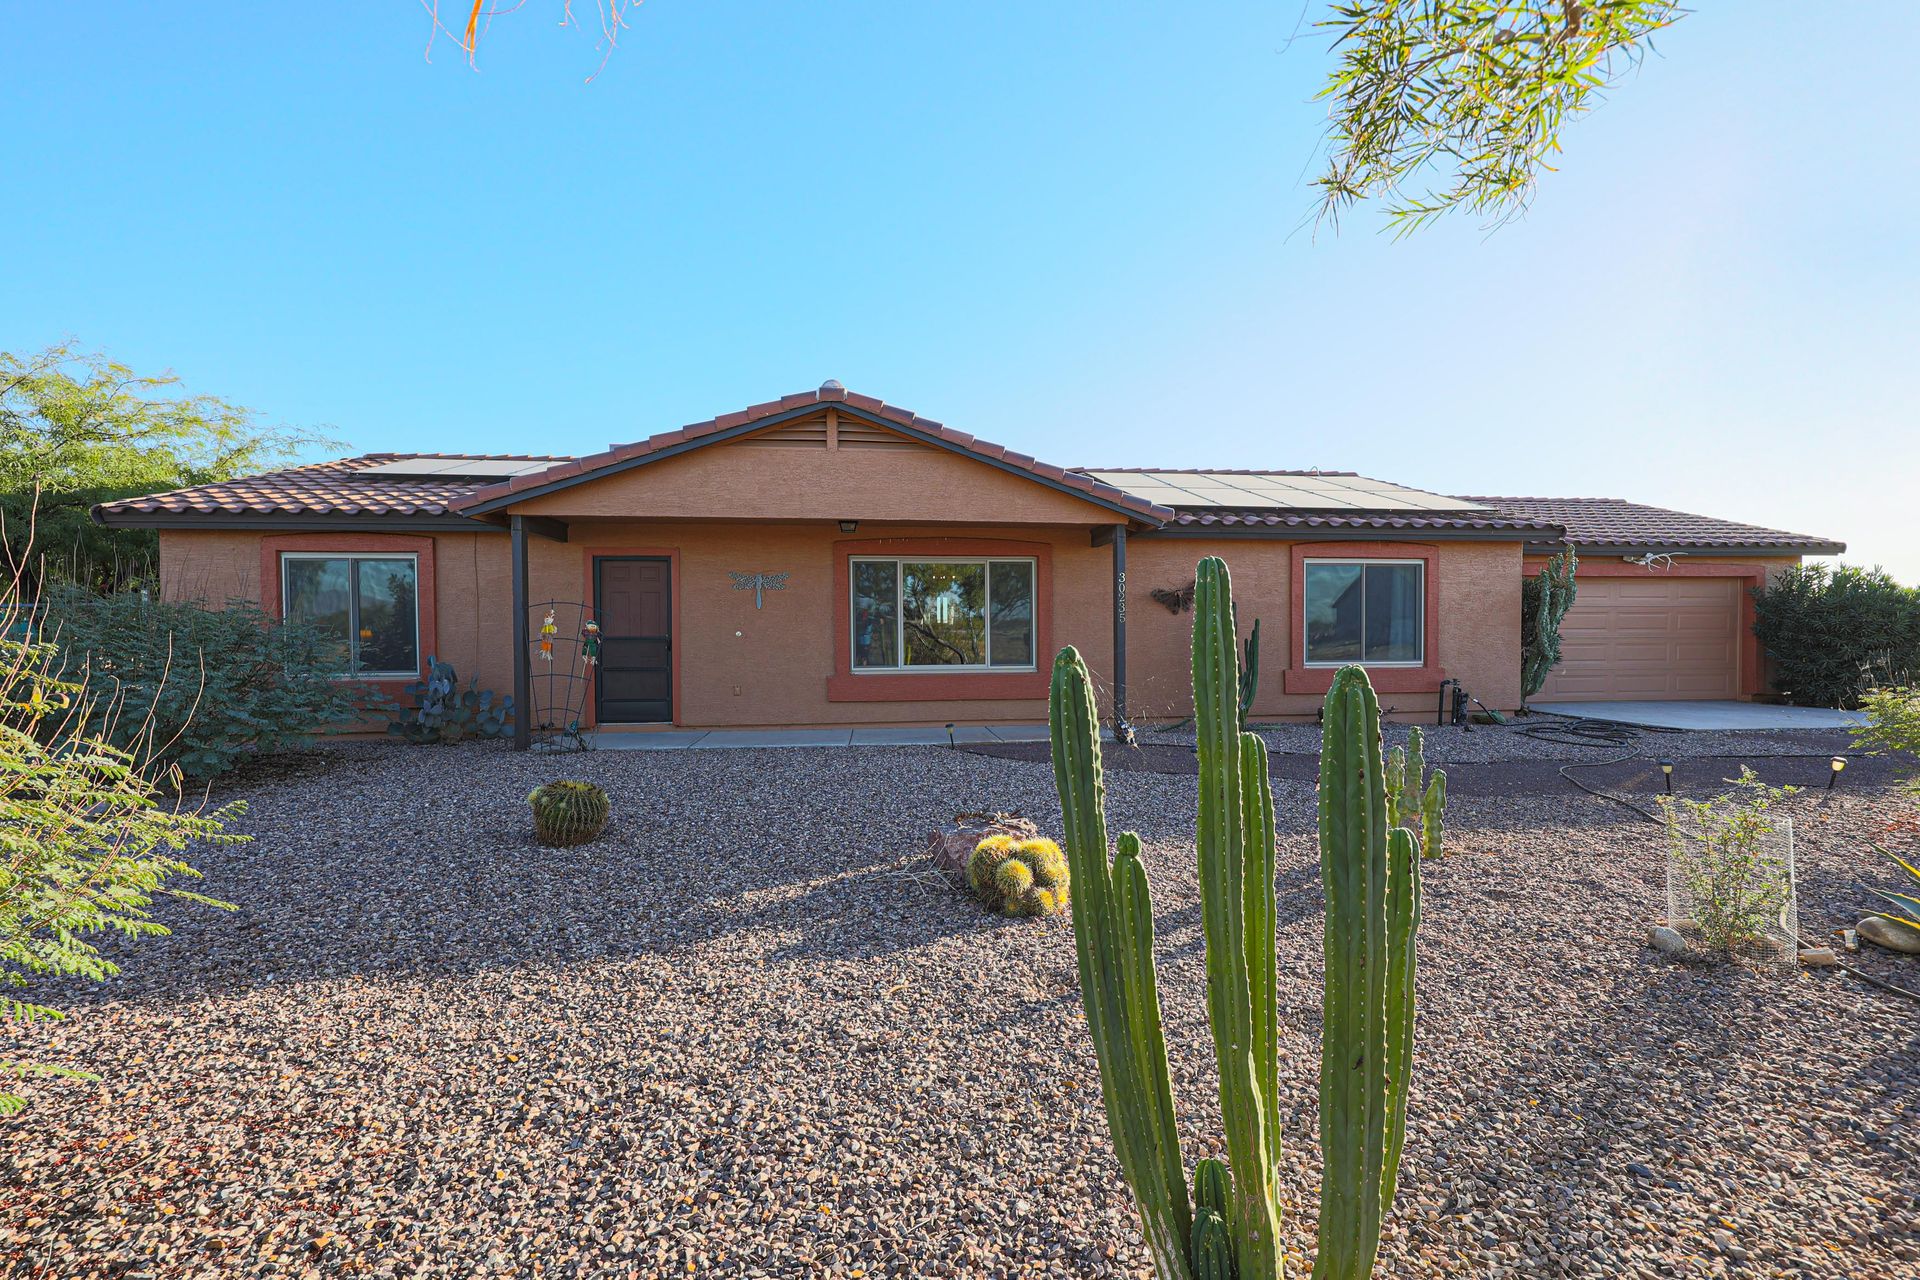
[
  {"xmin": 282, "ymin": 553, "xmax": 421, "ymax": 677},
  {"xmin": 1302, "ymin": 559, "xmax": 1424, "ymax": 666},
  {"xmin": 852, "ymin": 558, "xmax": 1036, "ymax": 671}
]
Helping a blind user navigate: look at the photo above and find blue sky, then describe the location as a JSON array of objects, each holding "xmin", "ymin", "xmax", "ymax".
[{"xmin": 5, "ymin": 3, "xmax": 1916, "ymax": 579}]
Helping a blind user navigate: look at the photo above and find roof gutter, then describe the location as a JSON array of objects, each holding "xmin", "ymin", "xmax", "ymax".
[{"xmin": 1528, "ymin": 539, "xmax": 1847, "ymax": 558}]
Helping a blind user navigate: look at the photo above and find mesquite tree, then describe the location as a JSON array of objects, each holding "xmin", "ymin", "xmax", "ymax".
[{"xmin": 1050, "ymin": 555, "xmax": 1429, "ymax": 1278}]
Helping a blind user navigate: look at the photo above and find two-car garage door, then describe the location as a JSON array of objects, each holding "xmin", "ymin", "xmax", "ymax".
[{"xmin": 1538, "ymin": 577, "xmax": 1741, "ymax": 701}]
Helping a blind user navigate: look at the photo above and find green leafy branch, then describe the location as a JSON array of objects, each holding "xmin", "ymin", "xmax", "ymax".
[{"xmin": 1314, "ymin": 1, "xmax": 1686, "ymax": 234}]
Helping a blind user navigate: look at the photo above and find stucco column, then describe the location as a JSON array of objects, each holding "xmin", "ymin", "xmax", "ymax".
[
  {"xmin": 511, "ymin": 516, "xmax": 531, "ymax": 752},
  {"xmin": 1111, "ymin": 524, "xmax": 1128, "ymax": 727}
]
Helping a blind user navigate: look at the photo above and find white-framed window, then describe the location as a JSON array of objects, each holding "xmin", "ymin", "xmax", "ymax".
[
  {"xmin": 1302, "ymin": 559, "xmax": 1424, "ymax": 667},
  {"xmin": 851, "ymin": 557, "xmax": 1036, "ymax": 672},
  {"xmin": 281, "ymin": 553, "xmax": 421, "ymax": 678}
]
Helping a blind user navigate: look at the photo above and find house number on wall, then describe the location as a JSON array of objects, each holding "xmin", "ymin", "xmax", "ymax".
[{"xmin": 728, "ymin": 571, "xmax": 790, "ymax": 609}]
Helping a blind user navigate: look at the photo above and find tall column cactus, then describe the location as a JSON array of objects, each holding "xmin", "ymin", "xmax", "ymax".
[
  {"xmin": 1049, "ymin": 555, "xmax": 1423, "ymax": 1280},
  {"xmin": 1314, "ymin": 667, "xmax": 1422, "ymax": 1280}
]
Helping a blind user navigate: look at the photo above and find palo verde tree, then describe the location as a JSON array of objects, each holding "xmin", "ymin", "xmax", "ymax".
[
  {"xmin": 1314, "ymin": 2, "xmax": 1686, "ymax": 233},
  {"xmin": 0, "ymin": 342, "xmax": 332, "ymax": 592},
  {"xmin": 0, "ymin": 564, "xmax": 244, "ymax": 1115},
  {"xmin": 435, "ymin": 3, "xmax": 1687, "ymax": 233}
]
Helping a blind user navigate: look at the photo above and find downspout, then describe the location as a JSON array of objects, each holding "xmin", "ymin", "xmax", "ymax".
[
  {"xmin": 511, "ymin": 515, "xmax": 531, "ymax": 751},
  {"xmin": 1111, "ymin": 523, "xmax": 1128, "ymax": 732}
]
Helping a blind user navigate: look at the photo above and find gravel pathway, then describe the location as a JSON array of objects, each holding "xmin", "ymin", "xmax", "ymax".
[{"xmin": 5, "ymin": 741, "xmax": 1917, "ymax": 1279}]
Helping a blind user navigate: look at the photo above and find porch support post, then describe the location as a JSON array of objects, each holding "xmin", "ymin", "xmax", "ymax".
[
  {"xmin": 511, "ymin": 515, "xmax": 531, "ymax": 752},
  {"xmin": 1110, "ymin": 523, "xmax": 1128, "ymax": 728}
]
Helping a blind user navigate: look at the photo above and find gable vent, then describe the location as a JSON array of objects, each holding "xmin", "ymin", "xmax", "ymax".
[{"xmin": 739, "ymin": 411, "xmax": 831, "ymax": 449}]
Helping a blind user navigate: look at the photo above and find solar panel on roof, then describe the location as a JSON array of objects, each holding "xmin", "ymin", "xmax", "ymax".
[
  {"xmin": 358, "ymin": 457, "xmax": 557, "ymax": 481},
  {"xmin": 1080, "ymin": 470, "xmax": 1488, "ymax": 513}
]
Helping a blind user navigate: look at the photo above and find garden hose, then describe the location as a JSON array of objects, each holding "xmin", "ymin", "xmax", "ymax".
[{"xmin": 1517, "ymin": 714, "xmax": 1685, "ymax": 748}]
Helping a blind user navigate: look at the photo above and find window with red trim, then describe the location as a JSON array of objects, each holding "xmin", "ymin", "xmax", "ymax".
[
  {"xmin": 1301, "ymin": 558, "xmax": 1425, "ymax": 667},
  {"xmin": 280, "ymin": 552, "xmax": 421, "ymax": 678}
]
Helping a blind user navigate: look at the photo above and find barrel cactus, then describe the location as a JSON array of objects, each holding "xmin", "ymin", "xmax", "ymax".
[
  {"xmin": 1049, "ymin": 554, "xmax": 1422, "ymax": 1279},
  {"xmin": 528, "ymin": 780, "xmax": 610, "ymax": 847},
  {"xmin": 968, "ymin": 835, "xmax": 1070, "ymax": 917}
]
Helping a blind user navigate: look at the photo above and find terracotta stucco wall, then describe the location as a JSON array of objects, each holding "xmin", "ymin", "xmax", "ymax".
[
  {"xmin": 159, "ymin": 526, "xmax": 1528, "ymax": 727},
  {"xmin": 511, "ymin": 436, "xmax": 1122, "ymax": 526},
  {"xmin": 525, "ymin": 520, "xmax": 1116, "ymax": 727},
  {"xmin": 159, "ymin": 526, "xmax": 509, "ymax": 688},
  {"xmin": 1128, "ymin": 538, "xmax": 1525, "ymax": 720}
]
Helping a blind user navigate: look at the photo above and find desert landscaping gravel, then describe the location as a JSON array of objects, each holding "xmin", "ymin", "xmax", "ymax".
[{"xmin": 5, "ymin": 737, "xmax": 1918, "ymax": 1279}]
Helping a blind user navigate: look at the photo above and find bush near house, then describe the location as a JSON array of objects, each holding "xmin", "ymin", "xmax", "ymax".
[
  {"xmin": 2, "ymin": 588, "xmax": 243, "ymax": 1115},
  {"xmin": 43, "ymin": 588, "xmax": 362, "ymax": 779},
  {"xmin": 1855, "ymin": 684, "xmax": 1920, "ymax": 793},
  {"xmin": 1751, "ymin": 564, "xmax": 1920, "ymax": 708}
]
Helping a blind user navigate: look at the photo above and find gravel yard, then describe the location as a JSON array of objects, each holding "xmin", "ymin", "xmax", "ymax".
[{"xmin": 6, "ymin": 738, "xmax": 1918, "ymax": 1279}]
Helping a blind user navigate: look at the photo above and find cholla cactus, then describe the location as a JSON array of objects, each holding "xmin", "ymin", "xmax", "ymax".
[
  {"xmin": 968, "ymin": 834, "xmax": 1071, "ymax": 917},
  {"xmin": 528, "ymin": 780, "xmax": 610, "ymax": 847}
]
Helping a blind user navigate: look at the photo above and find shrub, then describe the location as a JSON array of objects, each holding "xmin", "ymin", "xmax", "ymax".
[
  {"xmin": 2, "ymin": 588, "xmax": 243, "ymax": 1114},
  {"xmin": 43, "ymin": 587, "xmax": 362, "ymax": 779},
  {"xmin": 529, "ymin": 780, "xmax": 610, "ymax": 847},
  {"xmin": 1854, "ymin": 684, "xmax": 1920, "ymax": 792},
  {"xmin": 385, "ymin": 657, "xmax": 513, "ymax": 744},
  {"xmin": 1751, "ymin": 564, "xmax": 1920, "ymax": 708},
  {"xmin": 1660, "ymin": 767, "xmax": 1799, "ymax": 961},
  {"xmin": 966, "ymin": 835, "xmax": 1070, "ymax": 917}
]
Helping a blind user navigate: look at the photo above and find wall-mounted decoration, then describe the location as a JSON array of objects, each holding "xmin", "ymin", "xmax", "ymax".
[
  {"xmin": 1150, "ymin": 580, "xmax": 1196, "ymax": 614},
  {"xmin": 729, "ymin": 570, "xmax": 790, "ymax": 609}
]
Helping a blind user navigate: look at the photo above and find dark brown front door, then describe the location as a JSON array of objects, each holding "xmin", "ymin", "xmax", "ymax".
[{"xmin": 595, "ymin": 557, "xmax": 672, "ymax": 723}]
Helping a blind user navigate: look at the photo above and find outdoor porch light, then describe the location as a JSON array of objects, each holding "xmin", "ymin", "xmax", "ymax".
[
  {"xmin": 839, "ymin": 520, "xmax": 859, "ymax": 533},
  {"xmin": 1658, "ymin": 759, "xmax": 1674, "ymax": 795},
  {"xmin": 1829, "ymin": 756, "xmax": 1847, "ymax": 789}
]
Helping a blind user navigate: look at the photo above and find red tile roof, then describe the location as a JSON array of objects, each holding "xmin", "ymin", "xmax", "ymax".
[
  {"xmin": 1465, "ymin": 497, "xmax": 1844, "ymax": 554},
  {"xmin": 94, "ymin": 454, "xmax": 570, "ymax": 521},
  {"xmin": 87, "ymin": 389, "xmax": 1841, "ymax": 560},
  {"xmin": 451, "ymin": 385, "xmax": 1174, "ymax": 523}
]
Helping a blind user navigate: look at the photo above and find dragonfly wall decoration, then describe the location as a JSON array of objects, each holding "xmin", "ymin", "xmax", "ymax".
[{"xmin": 729, "ymin": 571, "xmax": 790, "ymax": 609}]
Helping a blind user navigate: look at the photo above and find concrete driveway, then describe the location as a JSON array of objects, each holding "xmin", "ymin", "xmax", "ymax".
[{"xmin": 1527, "ymin": 700, "xmax": 1866, "ymax": 730}]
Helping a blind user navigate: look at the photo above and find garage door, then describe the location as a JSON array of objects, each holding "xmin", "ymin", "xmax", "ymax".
[{"xmin": 1538, "ymin": 577, "xmax": 1740, "ymax": 701}]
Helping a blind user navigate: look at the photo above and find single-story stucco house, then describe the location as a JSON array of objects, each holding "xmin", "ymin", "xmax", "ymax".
[{"xmin": 93, "ymin": 382, "xmax": 1844, "ymax": 746}]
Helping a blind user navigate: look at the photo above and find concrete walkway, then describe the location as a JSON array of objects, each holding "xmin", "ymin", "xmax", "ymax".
[
  {"xmin": 579, "ymin": 723, "xmax": 1085, "ymax": 750},
  {"xmin": 1528, "ymin": 700, "xmax": 1865, "ymax": 730}
]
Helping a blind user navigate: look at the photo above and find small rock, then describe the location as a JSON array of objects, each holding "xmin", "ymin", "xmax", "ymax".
[
  {"xmin": 1647, "ymin": 926, "xmax": 1688, "ymax": 956},
  {"xmin": 1857, "ymin": 916, "xmax": 1920, "ymax": 955},
  {"xmin": 1798, "ymin": 947, "xmax": 1839, "ymax": 967}
]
